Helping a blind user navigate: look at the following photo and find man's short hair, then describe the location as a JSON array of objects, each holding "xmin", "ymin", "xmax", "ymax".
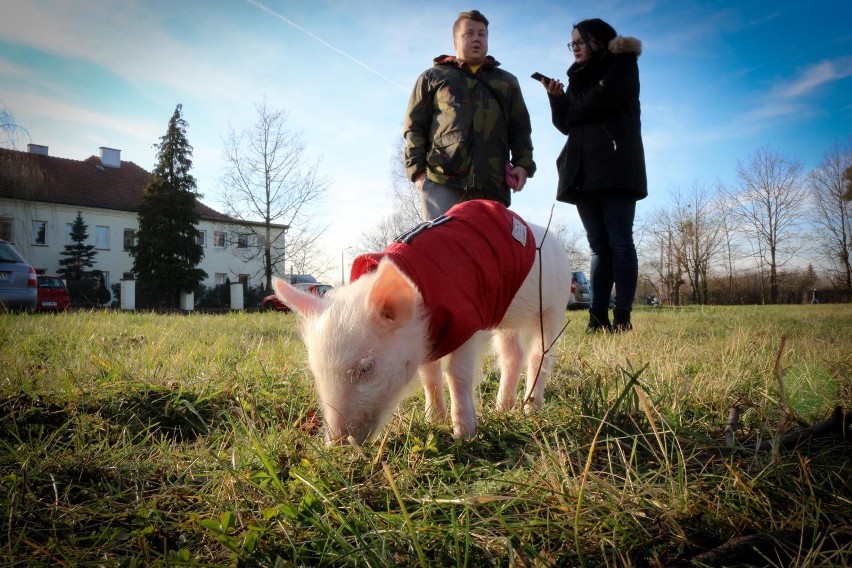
[{"xmin": 454, "ymin": 10, "xmax": 489, "ymax": 35}]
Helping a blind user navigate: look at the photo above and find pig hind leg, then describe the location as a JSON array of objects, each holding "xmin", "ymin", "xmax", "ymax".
[
  {"xmin": 522, "ymin": 325, "xmax": 554, "ymax": 412},
  {"xmin": 493, "ymin": 330, "xmax": 525, "ymax": 411}
]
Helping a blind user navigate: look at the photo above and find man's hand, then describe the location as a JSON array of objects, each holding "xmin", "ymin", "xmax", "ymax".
[
  {"xmin": 510, "ymin": 165, "xmax": 528, "ymax": 192},
  {"xmin": 414, "ymin": 171, "xmax": 426, "ymax": 190}
]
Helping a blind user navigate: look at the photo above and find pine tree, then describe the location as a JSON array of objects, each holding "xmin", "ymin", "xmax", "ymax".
[
  {"xmin": 57, "ymin": 211, "xmax": 96, "ymax": 281},
  {"xmin": 131, "ymin": 104, "xmax": 206, "ymax": 308}
]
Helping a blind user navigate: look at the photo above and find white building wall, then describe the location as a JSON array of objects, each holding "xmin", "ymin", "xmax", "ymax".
[{"xmin": 0, "ymin": 198, "xmax": 278, "ymax": 291}]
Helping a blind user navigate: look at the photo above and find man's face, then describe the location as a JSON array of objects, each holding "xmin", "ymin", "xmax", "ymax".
[{"xmin": 453, "ymin": 19, "xmax": 488, "ymax": 65}]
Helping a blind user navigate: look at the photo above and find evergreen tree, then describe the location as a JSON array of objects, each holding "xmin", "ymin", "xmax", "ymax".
[
  {"xmin": 57, "ymin": 211, "xmax": 96, "ymax": 281},
  {"xmin": 131, "ymin": 104, "xmax": 206, "ymax": 307}
]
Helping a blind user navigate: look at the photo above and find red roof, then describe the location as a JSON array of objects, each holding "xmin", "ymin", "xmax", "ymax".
[{"xmin": 0, "ymin": 147, "xmax": 234, "ymax": 222}]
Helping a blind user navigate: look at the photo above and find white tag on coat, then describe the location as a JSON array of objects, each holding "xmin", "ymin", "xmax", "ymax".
[{"xmin": 512, "ymin": 217, "xmax": 527, "ymax": 246}]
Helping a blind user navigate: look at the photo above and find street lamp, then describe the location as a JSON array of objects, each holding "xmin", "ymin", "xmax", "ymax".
[{"xmin": 341, "ymin": 246, "xmax": 353, "ymax": 286}]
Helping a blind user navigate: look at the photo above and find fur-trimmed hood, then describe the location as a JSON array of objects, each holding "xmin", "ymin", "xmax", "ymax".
[{"xmin": 608, "ymin": 36, "xmax": 642, "ymax": 57}]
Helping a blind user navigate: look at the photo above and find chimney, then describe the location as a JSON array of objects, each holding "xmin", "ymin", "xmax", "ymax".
[
  {"xmin": 99, "ymin": 146, "xmax": 121, "ymax": 168},
  {"xmin": 27, "ymin": 144, "xmax": 49, "ymax": 155}
]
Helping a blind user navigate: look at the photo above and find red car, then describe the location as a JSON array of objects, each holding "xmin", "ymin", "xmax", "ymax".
[
  {"xmin": 36, "ymin": 275, "xmax": 71, "ymax": 312},
  {"xmin": 260, "ymin": 283, "xmax": 333, "ymax": 311}
]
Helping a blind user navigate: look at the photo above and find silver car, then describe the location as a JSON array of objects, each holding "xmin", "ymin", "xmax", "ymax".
[
  {"xmin": 0, "ymin": 240, "xmax": 37, "ymax": 312},
  {"xmin": 567, "ymin": 271, "xmax": 592, "ymax": 310}
]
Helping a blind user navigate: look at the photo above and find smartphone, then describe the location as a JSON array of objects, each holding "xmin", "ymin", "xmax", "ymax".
[{"xmin": 531, "ymin": 72, "xmax": 552, "ymax": 83}]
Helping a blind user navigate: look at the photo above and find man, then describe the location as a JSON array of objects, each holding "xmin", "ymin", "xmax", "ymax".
[{"xmin": 403, "ymin": 9, "xmax": 536, "ymax": 220}]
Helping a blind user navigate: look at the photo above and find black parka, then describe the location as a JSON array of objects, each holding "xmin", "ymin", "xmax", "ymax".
[{"xmin": 549, "ymin": 36, "xmax": 647, "ymax": 204}]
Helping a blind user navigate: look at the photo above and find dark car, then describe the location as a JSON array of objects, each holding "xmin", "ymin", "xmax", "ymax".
[
  {"xmin": 36, "ymin": 275, "xmax": 71, "ymax": 312},
  {"xmin": 260, "ymin": 283, "xmax": 333, "ymax": 311},
  {"xmin": 0, "ymin": 239, "xmax": 37, "ymax": 312},
  {"xmin": 567, "ymin": 271, "xmax": 592, "ymax": 310}
]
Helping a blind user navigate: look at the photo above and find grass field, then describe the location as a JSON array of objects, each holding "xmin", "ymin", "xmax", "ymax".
[{"xmin": 1, "ymin": 305, "xmax": 850, "ymax": 566}]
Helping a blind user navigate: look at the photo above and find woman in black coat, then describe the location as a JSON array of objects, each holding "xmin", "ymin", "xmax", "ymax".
[{"xmin": 539, "ymin": 18, "xmax": 646, "ymax": 332}]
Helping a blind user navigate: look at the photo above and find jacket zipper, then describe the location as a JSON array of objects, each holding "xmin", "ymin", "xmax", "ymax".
[{"xmin": 601, "ymin": 125, "xmax": 618, "ymax": 151}]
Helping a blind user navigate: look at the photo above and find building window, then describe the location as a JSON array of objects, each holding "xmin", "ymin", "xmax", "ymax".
[
  {"xmin": 0, "ymin": 218, "xmax": 12, "ymax": 242},
  {"xmin": 123, "ymin": 229, "xmax": 136, "ymax": 251},
  {"xmin": 32, "ymin": 220, "xmax": 47, "ymax": 245},
  {"xmin": 214, "ymin": 231, "xmax": 226, "ymax": 248},
  {"xmin": 215, "ymin": 273, "xmax": 228, "ymax": 286},
  {"xmin": 237, "ymin": 234, "xmax": 249, "ymax": 249},
  {"xmin": 95, "ymin": 226, "xmax": 110, "ymax": 250},
  {"xmin": 196, "ymin": 230, "xmax": 207, "ymax": 247}
]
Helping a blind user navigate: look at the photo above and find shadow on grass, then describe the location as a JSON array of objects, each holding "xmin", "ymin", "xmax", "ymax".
[{"xmin": 0, "ymin": 386, "xmax": 237, "ymax": 444}]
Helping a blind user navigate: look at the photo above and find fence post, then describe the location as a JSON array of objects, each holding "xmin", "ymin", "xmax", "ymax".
[
  {"xmin": 180, "ymin": 291, "xmax": 195, "ymax": 312},
  {"xmin": 230, "ymin": 282, "xmax": 244, "ymax": 311},
  {"xmin": 120, "ymin": 278, "xmax": 136, "ymax": 311}
]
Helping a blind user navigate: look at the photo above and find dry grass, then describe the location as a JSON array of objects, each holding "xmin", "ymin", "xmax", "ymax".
[{"xmin": 1, "ymin": 304, "xmax": 850, "ymax": 566}]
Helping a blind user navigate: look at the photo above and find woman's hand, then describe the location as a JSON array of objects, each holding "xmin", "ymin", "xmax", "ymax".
[{"xmin": 544, "ymin": 78, "xmax": 565, "ymax": 96}]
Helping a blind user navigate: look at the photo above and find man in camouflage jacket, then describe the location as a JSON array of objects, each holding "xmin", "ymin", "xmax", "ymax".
[{"xmin": 403, "ymin": 10, "xmax": 536, "ymax": 218}]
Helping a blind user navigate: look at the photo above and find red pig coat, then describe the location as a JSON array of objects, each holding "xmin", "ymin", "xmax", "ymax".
[{"xmin": 350, "ymin": 199, "xmax": 536, "ymax": 362}]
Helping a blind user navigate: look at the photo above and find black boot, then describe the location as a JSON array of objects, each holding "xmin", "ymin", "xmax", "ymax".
[
  {"xmin": 587, "ymin": 309, "xmax": 612, "ymax": 333},
  {"xmin": 612, "ymin": 308, "xmax": 633, "ymax": 332}
]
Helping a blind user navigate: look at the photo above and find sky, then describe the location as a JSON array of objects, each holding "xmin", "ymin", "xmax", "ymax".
[{"xmin": 2, "ymin": 0, "xmax": 851, "ymax": 283}]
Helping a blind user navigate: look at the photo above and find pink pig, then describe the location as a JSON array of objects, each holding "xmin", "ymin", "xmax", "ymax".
[{"xmin": 273, "ymin": 200, "xmax": 571, "ymax": 445}]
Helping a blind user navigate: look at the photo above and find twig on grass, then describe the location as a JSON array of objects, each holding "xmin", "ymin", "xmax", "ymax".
[
  {"xmin": 724, "ymin": 406, "xmax": 740, "ymax": 448},
  {"xmin": 707, "ymin": 406, "xmax": 851, "ymax": 458}
]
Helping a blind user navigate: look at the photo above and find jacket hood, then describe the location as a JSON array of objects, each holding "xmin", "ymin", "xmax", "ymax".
[
  {"xmin": 608, "ymin": 36, "xmax": 642, "ymax": 57},
  {"xmin": 567, "ymin": 35, "xmax": 641, "ymax": 78},
  {"xmin": 433, "ymin": 54, "xmax": 501, "ymax": 68}
]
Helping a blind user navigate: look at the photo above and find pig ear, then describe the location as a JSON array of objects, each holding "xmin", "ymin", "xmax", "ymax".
[
  {"xmin": 366, "ymin": 259, "xmax": 416, "ymax": 330},
  {"xmin": 272, "ymin": 277, "xmax": 323, "ymax": 317}
]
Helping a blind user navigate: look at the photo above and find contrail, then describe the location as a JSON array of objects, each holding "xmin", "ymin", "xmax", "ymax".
[{"xmin": 244, "ymin": 0, "xmax": 408, "ymax": 92}]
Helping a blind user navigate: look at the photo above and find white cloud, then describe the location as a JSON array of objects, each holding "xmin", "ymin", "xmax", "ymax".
[{"xmin": 774, "ymin": 56, "xmax": 852, "ymax": 99}]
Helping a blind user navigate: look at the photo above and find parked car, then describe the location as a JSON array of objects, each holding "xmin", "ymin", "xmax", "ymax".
[
  {"xmin": 36, "ymin": 275, "xmax": 71, "ymax": 312},
  {"xmin": 260, "ymin": 283, "xmax": 333, "ymax": 311},
  {"xmin": 0, "ymin": 239, "xmax": 37, "ymax": 312},
  {"xmin": 566, "ymin": 271, "xmax": 592, "ymax": 310}
]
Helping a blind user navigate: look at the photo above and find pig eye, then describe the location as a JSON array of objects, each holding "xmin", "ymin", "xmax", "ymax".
[
  {"xmin": 357, "ymin": 357, "xmax": 375, "ymax": 376},
  {"xmin": 347, "ymin": 356, "xmax": 375, "ymax": 382}
]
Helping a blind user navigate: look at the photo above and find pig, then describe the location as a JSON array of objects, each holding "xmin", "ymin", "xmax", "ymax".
[{"xmin": 273, "ymin": 200, "xmax": 571, "ymax": 445}]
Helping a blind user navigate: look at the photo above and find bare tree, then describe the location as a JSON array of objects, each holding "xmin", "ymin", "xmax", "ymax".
[
  {"xmin": 550, "ymin": 220, "xmax": 590, "ymax": 272},
  {"xmin": 713, "ymin": 183, "xmax": 747, "ymax": 304},
  {"xmin": 220, "ymin": 100, "xmax": 328, "ymax": 292},
  {"xmin": 727, "ymin": 147, "xmax": 806, "ymax": 303},
  {"xmin": 1, "ymin": 103, "xmax": 29, "ymax": 149},
  {"xmin": 669, "ymin": 182, "xmax": 724, "ymax": 304},
  {"xmin": 843, "ymin": 166, "xmax": 852, "ymax": 201},
  {"xmin": 359, "ymin": 139, "xmax": 423, "ymax": 252},
  {"xmin": 808, "ymin": 139, "xmax": 852, "ymax": 290},
  {"xmin": 638, "ymin": 208, "xmax": 687, "ymax": 305}
]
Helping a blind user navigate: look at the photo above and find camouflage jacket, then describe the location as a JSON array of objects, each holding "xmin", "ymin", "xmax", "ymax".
[{"xmin": 403, "ymin": 55, "xmax": 536, "ymax": 206}]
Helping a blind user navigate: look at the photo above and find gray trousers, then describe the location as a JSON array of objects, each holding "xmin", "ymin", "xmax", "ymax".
[{"xmin": 419, "ymin": 179, "xmax": 465, "ymax": 221}]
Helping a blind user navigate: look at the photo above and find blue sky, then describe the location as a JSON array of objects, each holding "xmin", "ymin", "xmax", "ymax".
[{"xmin": 2, "ymin": 0, "xmax": 851, "ymax": 279}]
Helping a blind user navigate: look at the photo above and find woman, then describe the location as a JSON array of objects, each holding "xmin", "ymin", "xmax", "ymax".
[{"xmin": 540, "ymin": 18, "xmax": 646, "ymax": 332}]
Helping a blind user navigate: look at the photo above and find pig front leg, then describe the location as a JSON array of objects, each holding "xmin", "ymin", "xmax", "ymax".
[
  {"xmin": 445, "ymin": 332, "xmax": 488, "ymax": 439},
  {"xmin": 419, "ymin": 359, "xmax": 446, "ymax": 422}
]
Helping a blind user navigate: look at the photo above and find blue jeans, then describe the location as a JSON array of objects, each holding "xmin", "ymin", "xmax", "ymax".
[{"xmin": 576, "ymin": 195, "xmax": 638, "ymax": 312}]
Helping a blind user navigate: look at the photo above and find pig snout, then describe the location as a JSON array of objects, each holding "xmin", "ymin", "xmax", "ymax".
[{"xmin": 321, "ymin": 403, "xmax": 378, "ymax": 446}]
